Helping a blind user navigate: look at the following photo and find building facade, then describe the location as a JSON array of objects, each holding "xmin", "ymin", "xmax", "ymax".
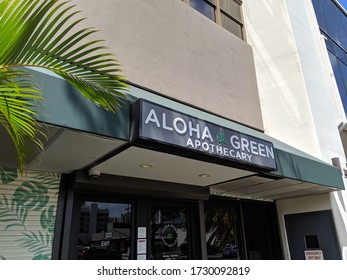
[
  {"xmin": 0, "ymin": 0, "xmax": 346, "ymax": 260},
  {"xmin": 243, "ymin": 0, "xmax": 347, "ymax": 259},
  {"xmin": 312, "ymin": 0, "xmax": 347, "ymax": 114}
]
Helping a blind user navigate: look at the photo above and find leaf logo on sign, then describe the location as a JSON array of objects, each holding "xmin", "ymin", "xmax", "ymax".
[{"xmin": 216, "ymin": 130, "xmax": 227, "ymax": 145}]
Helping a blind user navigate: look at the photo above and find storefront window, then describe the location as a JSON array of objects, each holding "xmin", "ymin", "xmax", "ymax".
[
  {"xmin": 242, "ymin": 201, "xmax": 282, "ymax": 260},
  {"xmin": 150, "ymin": 205, "xmax": 188, "ymax": 260},
  {"xmin": 77, "ymin": 201, "xmax": 131, "ymax": 260},
  {"xmin": 204, "ymin": 204, "xmax": 240, "ymax": 260},
  {"xmin": 204, "ymin": 199, "xmax": 282, "ymax": 260}
]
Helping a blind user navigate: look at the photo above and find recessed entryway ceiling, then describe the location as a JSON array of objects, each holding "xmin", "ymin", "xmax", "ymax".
[
  {"xmin": 210, "ymin": 177, "xmax": 334, "ymax": 201},
  {"xmin": 22, "ymin": 126, "xmax": 338, "ymax": 201},
  {"xmin": 94, "ymin": 146, "xmax": 255, "ymax": 186},
  {"xmin": 27, "ymin": 127, "xmax": 126, "ymax": 173}
]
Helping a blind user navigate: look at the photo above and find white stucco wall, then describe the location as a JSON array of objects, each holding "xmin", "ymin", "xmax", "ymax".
[
  {"xmin": 330, "ymin": 189, "xmax": 347, "ymax": 259},
  {"xmin": 243, "ymin": 0, "xmax": 347, "ymax": 259},
  {"xmin": 243, "ymin": 0, "xmax": 322, "ymax": 157},
  {"xmin": 287, "ymin": 0, "xmax": 347, "ymax": 259},
  {"xmin": 243, "ymin": 0, "xmax": 346, "ymax": 161},
  {"xmin": 285, "ymin": 0, "xmax": 346, "ymax": 163}
]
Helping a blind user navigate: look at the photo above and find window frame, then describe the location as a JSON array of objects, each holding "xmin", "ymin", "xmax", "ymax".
[{"xmin": 183, "ymin": 0, "xmax": 244, "ymax": 40}]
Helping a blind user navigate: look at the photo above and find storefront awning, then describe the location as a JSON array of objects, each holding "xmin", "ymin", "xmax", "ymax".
[
  {"xmin": 6, "ymin": 69, "xmax": 343, "ymax": 201},
  {"xmin": 127, "ymin": 89, "xmax": 345, "ymax": 194},
  {"xmin": 272, "ymin": 146, "xmax": 344, "ymax": 190}
]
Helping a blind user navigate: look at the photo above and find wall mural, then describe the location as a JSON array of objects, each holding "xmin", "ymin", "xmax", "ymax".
[{"xmin": 0, "ymin": 167, "xmax": 60, "ymax": 260}]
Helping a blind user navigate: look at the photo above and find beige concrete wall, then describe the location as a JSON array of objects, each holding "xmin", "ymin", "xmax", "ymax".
[{"xmin": 70, "ymin": 0, "xmax": 264, "ymax": 130}]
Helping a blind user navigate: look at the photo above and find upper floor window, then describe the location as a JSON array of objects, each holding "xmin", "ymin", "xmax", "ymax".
[
  {"xmin": 183, "ymin": 0, "xmax": 244, "ymax": 39},
  {"xmin": 190, "ymin": 0, "xmax": 216, "ymax": 21}
]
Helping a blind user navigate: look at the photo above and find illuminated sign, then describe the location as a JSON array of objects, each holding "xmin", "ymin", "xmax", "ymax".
[{"xmin": 136, "ymin": 100, "xmax": 276, "ymax": 170}]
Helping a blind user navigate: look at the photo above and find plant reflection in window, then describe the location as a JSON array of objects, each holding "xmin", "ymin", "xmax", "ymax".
[{"xmin": 205, "ymin": 206, "xmax": 239, "ymax": 259}]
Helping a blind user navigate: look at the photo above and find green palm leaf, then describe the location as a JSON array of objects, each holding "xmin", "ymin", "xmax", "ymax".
[
  {"xmin": 40, "ymin": 205, "xmax": 56, "ymax": 233},
  {"xmin": 0, "ymin": 194, "xmax": 28, "ymax": 230},
  {"xmin": 0, "ymin": 167, "xmax": 19, "ymax": 184},
  {"xmin": 13, "ymin": 181, "xmax": 49, "ymax": 211},
  {"xmin": 18, "ymin": 231, "xmax": 53, "ymax": 258},
  {"xmin": 32, "ymin": 171, "xmax": 60, "ymax": 196},
  {"xmin": 0, "ymin": 0, "xmax": 128, "ymax": 172},
  {"xmin": 0, "ymin": 68, "xmax": 44, "ymax": 171}
]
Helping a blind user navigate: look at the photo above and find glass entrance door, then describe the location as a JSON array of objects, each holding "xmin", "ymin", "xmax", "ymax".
[
  {"xmin": 77, "ymin": 201, "xmax": 132, "ymax": 260},
  {"xmin": 204, "ymin": 201, "xmax": 240, "ymax": 260},
  {"xmin": 150, "ymin": 204, "xmax": 189, "ymax": 260}
]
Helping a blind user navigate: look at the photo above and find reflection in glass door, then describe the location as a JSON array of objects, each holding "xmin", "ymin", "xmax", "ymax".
[
  {"xmin": 150, "ymin": 205, "xmax": 188, "ymax": 260},
  {"xmin": 204, "ymin": 203, "xmax": 240, "ymax": 260},
  {"xmin": 77, "ymin": 201, "xmax": 131, "ymax": 260}
]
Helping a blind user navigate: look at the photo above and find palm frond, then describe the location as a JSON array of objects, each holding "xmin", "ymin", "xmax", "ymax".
[
  {"xmin": 0, "ymin": 194, "xmax": 28, "ymax": 230},
  {"xmin": 0, "ymin": 0, "xmax": 128, "ymax": 111},
  {"xmin": 0, "ymin": 68, "xmax": 43, "ymax": 172},
  {"xmin": 18, "ymin": 231, "xmax": 53, "ymax": 256},
  {"xmin": 0, "ymin": 0, "xmax": 129, "ymax": 171}
]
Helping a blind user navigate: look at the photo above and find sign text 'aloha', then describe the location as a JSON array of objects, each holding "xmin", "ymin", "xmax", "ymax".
[{"xmin": 138, "ymin": 100, "xmax": 276, "ymax": 170}]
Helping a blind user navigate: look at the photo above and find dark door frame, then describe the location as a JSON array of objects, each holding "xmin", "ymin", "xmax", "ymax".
[
  {"xmin": 56, "ymin": 190, "xmax": 137, "ymax": 260},
  {"xmin": 284, "ymin": 210, "xmax": 341, "ymax": 260},
  {"xmin": 146, "ymin": 199, "xmax": 202, "ymax": 260},
  {"xmin": 52, "ymin": 178, "xmax": 202, "ymax": 260}
]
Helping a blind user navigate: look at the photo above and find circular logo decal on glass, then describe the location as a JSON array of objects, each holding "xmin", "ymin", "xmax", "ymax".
[{"xmin": 161, "ymin": 224, "xmax": 178, "ymax": 247}]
